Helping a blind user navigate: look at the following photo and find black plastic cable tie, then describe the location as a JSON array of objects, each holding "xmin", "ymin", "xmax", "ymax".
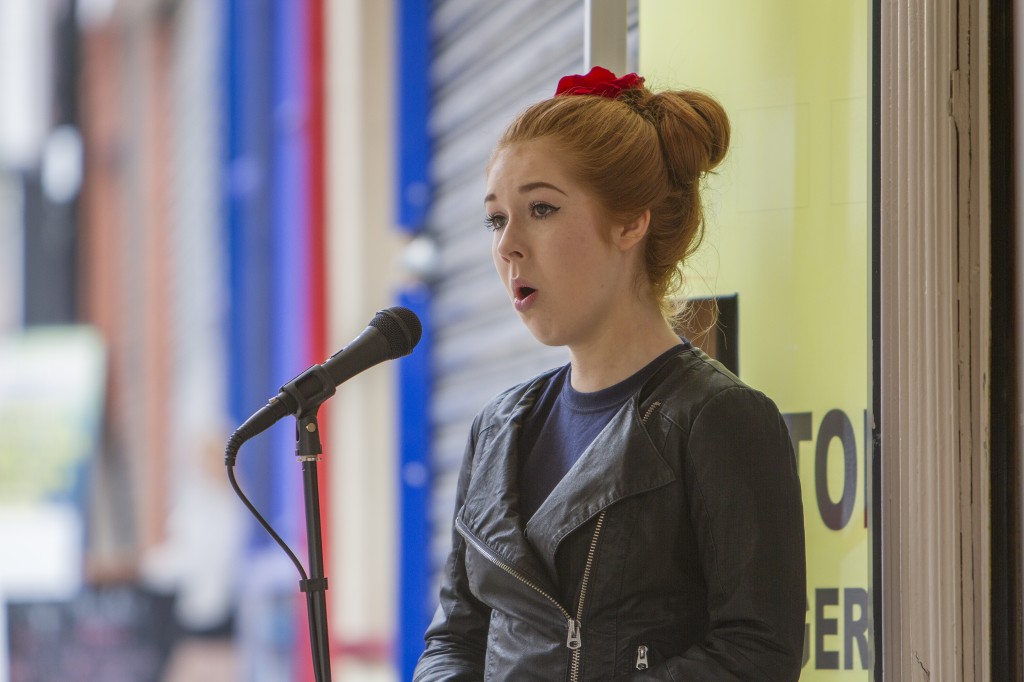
[{"xmin": 300, "ymin": 577, "xmax": 329, "ymax": 593}]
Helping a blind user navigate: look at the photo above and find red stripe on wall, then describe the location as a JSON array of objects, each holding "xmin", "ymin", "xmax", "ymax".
[{"xmin": 307, "ymin": 0, "xmax": 329, "ymax": 606}]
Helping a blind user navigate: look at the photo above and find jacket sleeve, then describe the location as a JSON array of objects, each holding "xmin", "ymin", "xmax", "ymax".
[
  {"xmin": 641, "ymin": 386, "xmax": 807, "ymax": 682},
  {"xmin": 413, "ymin": 415, "xmax": 492, "ymax": 682}
]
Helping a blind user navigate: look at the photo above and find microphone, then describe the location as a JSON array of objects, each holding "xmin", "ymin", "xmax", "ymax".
[{"xmin": 228, "ymin": 306, "xmax": 422, "ymax": 451}]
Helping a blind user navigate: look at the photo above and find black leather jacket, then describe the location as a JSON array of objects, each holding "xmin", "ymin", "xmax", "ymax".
[{"xmin": 415, "ymin": 348, "xmax": 806, "ymax": 681}]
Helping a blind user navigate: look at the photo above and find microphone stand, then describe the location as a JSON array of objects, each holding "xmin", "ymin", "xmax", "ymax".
[
  {"xmin": 296, "ymin": 410, "xmax": 332, "ymax": 682},
  {"xmin": 226, "ymin": 308, "xmax": 422, "ymax": 682}
]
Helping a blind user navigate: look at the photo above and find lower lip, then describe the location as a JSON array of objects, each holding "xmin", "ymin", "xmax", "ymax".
[{"xmin": 514, "ymin": 290, "xmax": 538, "ymax": 312}]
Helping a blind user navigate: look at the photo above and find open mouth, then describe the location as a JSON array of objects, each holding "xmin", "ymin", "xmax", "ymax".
[{"xmin": 516, "ymin": 286, "xmax": 537, "ymax": 300}]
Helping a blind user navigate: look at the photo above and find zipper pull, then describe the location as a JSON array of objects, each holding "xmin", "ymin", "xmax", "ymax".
[
  {"xmin": 566, "ymin": 618, "xmax": 582, "ymax": 650},
  {"xmin": 635, "ymin": 644, "xmax": 649, "ymax": 670}
]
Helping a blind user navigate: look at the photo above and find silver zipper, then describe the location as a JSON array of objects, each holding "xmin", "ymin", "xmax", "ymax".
[
  {"xmin": 456, "ymin": 518, "xmax": 571, "ymax": 621},
  {"xmin": 457, "ymin": 513, "xmax": 606, "ymax": 682},
  {"xmin": 569, "ymin": 510, "xmax": 606, "ymax": 681},
  {"xmin": 567, "ymin": 617, "xmax": 582, "ymax": 649},
  {"xmin": 640, "ymin": 400, "xmax": 662, "ymax": 425},
  {"xmin": 635, "ymin": 644, "xmax": 649, "ymax": 670}
]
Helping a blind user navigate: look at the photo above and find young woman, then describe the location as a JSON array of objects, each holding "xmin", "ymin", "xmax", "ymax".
[{"xmin": 414, "ymin": 67, "xmax": 806, "ymax": 681}]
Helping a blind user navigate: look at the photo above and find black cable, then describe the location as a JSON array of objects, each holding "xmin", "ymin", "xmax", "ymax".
[{"xmin": 225, "ymin": 441, "xmax": 308, "ymax": 583}]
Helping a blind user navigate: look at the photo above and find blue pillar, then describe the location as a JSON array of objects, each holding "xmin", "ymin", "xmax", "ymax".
[
  {"xmin": 223, "ymin": 0, "xmax": 276, "ymax": 541},
  {"xmin": 397, "ymin": 284, "xmax": 433, "ymax": 679},
  {"xmin": 395, "ymin": 0, "xmax": 434, "ymax": 676}
]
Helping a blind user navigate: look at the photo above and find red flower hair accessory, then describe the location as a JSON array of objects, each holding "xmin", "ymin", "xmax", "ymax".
[{"xmin": 555, "ymin": 66, "xmax": 645, "ymax": 98}]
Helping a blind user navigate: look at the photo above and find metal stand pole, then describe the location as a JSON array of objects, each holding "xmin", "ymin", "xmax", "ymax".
[{"xmin": 297, "ymin": 412, "xmax": 332, "ymax": 682}]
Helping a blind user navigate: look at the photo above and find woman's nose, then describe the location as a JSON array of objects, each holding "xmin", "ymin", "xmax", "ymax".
[{"xmin": 494, "ymin": 223, "xmax": 524, "ymax": 262}]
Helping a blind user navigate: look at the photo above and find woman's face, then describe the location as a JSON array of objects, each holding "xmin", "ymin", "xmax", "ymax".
[{"xmin": 485, "ymin": 139, "xmax": 644, "ymax": 348}]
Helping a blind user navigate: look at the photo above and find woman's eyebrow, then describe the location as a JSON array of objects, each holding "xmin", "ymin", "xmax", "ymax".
[
  {"xmin": 519, "ymin": 181, "xmax": 567, "ymax": 196},
  {"xmin": 484, "ymin": 181, "xmax": 568, "ymax": 204}
]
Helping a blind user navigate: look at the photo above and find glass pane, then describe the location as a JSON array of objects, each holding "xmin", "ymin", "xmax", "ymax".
[{"xmin": 640, "ymin": 1, "xmax": 872, "ymax": 678}]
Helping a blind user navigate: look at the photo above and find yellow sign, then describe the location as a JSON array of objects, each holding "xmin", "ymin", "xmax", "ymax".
[{"xmin": 640, "ymin": 1, "xmax": 871, "ymax": 677}]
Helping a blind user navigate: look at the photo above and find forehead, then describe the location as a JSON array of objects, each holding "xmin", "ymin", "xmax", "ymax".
[{"xmin": 486, "ymin": 140, "xmax": 573, "ymax": 191}]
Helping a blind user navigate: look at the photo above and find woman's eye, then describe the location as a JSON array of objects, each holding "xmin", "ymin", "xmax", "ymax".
[
  {"xmin": 531, "ymin": 202, "xmax": 559, "ymax": 219},
  {"xmin": 484, "ymin": 214, "xmax": 508, "ymax": 231}
]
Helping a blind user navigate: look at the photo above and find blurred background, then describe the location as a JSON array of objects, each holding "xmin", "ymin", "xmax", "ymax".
[
  {"xmin": 3, "ymin": 0, "xmax": 1016, "ymax": 679},
  {"xmin": 0, "ymin": 0, "xmax": 607, "ymax": 680}
]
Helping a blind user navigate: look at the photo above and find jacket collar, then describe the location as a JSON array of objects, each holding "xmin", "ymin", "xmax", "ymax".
[
  {"xmin": 524, "ymin": 397, "xmax": 675, "ymax": 565},
  {"xmin": 457, "ymin": 369, "xmax": 677, "ymax": 588}
]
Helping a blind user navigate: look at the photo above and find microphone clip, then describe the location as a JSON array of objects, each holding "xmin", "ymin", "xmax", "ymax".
[
  {"xmin": 296, "ymin": 412, "xmax": 324, "ymax": 461},
  {"xmin": 280, "ymin": 364, "xmax": 336, "ymax": 460},
  {"xmin": 279, "ymin": 362, "xmax": 337, "ymax": 419}
]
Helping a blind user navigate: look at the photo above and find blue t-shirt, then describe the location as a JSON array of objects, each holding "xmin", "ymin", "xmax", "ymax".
[{"xmin": 517, "ymin": 343, "xmax": 688, "ymax": 521}]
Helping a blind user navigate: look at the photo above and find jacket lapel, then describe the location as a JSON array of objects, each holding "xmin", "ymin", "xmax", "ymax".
[
  {"xmin": 524, "ymin": 397, "xmax": 677, "ymax": 572},
  {"xmin": 457, "ymin": 365, "xmax": 680, "ymax": 592},
  {"xmin": 457, "ymin": 380, "xmax": 558, "ymax": 593}
]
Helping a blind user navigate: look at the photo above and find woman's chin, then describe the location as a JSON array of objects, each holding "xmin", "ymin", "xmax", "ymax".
[{"xmin": 520, "ymin": 320, "xmax": 568, "ymax": 348}]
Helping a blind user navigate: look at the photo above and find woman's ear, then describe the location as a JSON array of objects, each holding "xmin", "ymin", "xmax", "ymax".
[{"xmin": 614, "ymin": 209, "xmax": 651, "ymax": 252}]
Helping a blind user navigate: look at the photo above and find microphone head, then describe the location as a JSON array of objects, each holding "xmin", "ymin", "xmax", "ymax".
[{"xmin": 370, "ymin": 306, "xmax": 423, "ymax": 359}]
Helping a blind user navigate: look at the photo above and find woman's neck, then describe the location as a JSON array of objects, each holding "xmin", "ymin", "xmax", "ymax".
[{"xmin": 567, "ymin": 306, "xmax": 681, "ymax": 393}]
